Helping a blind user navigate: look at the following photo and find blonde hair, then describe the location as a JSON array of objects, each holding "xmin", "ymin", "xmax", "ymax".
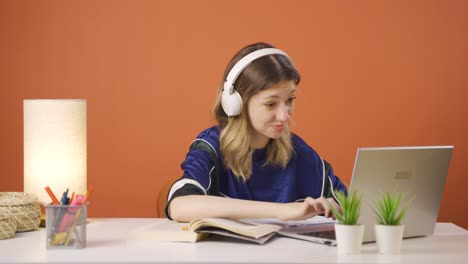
[{"xmin": 212, "ymin": 42, "xmax": 301, "ymax": 181}]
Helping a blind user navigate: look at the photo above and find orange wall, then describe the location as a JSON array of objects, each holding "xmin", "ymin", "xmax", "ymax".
[{"xmin": 1, "ymin": 0, "xmax": 467, "ymax": 228}]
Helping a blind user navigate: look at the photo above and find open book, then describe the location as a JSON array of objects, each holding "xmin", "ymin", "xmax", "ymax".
[{"xmin": 128, "ymin": 218, "xmax": 282, "ymax": 244}]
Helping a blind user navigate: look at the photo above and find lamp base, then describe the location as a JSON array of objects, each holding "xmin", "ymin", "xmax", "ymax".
[
  {"xmin": 39, "ymin": 203, "xmax": 46, "ymax": 227},
  {"xmin": 40, "ymin": 214, "xmax": 46, "ymax": 227}
]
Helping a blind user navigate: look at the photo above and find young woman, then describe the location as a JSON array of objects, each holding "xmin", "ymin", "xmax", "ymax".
[{"xmin": 166, "ymin": 42, "xmax": 347, "ymax": 222}]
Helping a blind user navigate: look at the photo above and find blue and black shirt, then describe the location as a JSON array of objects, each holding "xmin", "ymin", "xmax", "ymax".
[{"xmin": 166, "ymin": 126, "xmax": 347, "ymax": 219}]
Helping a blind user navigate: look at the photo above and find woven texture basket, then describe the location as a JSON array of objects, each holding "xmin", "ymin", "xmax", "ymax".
[
  {"xmin": 0, "ymin": 212, "xmax": 17, "ymax": 239},
  {"xmin": 0, "ymin": 192, "xmax": 41, "ymax": 233}
]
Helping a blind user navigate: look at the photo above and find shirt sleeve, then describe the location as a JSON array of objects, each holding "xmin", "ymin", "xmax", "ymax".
[
  {"xmin": 323, "ymin": 160, "xmax": 348, "ymax": 200},
  {"xmin": 165, "ymin": 147, "xmax": 216, "ymax": 219}
]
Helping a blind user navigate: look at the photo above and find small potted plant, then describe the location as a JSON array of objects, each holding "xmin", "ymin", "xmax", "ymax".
[
  {"xmin": 329, "ymin": 190, "xmax": 364, "ymax": 255},
  {"xmin": 372, "ymin": 192, "xmax": 410, "ymax": 254}
]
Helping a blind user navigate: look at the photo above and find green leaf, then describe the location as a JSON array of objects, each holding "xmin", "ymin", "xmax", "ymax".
[
  {"xmin": 329, "ymin": 190, "xmax": 362, "ymax": 225},
  {"xmin": 372, "ymin": 191, "xmax": 412, "ymax": 226}
]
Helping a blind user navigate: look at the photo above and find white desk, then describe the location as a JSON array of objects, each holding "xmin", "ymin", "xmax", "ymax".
[{"xmin": 1, "ymin": 218, "xmax": 467, "ymax": 263}]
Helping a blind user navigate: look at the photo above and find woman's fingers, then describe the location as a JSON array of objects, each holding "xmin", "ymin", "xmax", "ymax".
[
  {"xmin": 326, "ymin": 197, "xmax": 341, "ymax": 219},
  {"xmin": 306, "ymin": 197, "xmax": 341, "ymax": 219},
  {"xmin": 292, "ymin": 197, "xmax": 342, "ymax": 221},
  {"xmin": 305, "ymin": 197, "xmax": 327, "ymax": 216},
  {"xmin": 317, "ymin": 197, "xmax": 331, "ymax": 218},
  {"xmin": 305, "ymin": 197, "xmax": 320, "ymax": 213},
  {"xmin": 323, "ymin": 201, "xmax": 331, "ymax": 218}
]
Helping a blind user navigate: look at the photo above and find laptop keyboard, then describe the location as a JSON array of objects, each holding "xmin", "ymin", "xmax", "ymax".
[{"xmin": 299, "ymin": 230, "xmax": 336, "ymax": 240}]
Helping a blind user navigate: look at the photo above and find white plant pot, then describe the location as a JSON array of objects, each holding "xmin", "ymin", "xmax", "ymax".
[
  {"xmin": 334, "ymin": 224, "xmax": 364, "ymax": 255},
  {"xmin": 375, "ymin": 224, "xmax": 405, "ymax": 254}
]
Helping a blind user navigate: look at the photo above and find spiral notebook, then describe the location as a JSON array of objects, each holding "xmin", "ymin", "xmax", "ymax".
[{"xmin": 251, "ymin": 216, "xmax": 337, "ymax": 246}]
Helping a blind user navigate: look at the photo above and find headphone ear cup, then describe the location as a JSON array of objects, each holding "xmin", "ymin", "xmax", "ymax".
[{"xmin": 221, "ymin": 88, "xmax": 243, "ymax": 117}]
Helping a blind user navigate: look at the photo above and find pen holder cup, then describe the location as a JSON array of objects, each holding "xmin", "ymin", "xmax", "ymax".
[{"xmin": 45, "ymin": 204, "xmax": 87, "ymax": 249}]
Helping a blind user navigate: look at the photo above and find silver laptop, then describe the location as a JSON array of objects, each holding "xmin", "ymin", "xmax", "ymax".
[
  {"xmin": 278, "ymin": 145, "xmax": 453, "ymax": 245},
  {"xmin": 350, "ymin": 145, "xmax": 453, "ymax": 242}
]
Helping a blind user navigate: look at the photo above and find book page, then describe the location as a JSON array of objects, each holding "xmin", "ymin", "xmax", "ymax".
[
  {"xmin": 128, "ymin": 220, "xmax": 203, "ymax": 242},
  {"xmin": 189, "ymin": 218, "xmax": 281, "ymax": 239}
]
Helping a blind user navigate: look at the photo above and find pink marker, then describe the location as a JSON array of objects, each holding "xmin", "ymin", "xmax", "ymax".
[{"xmin": 58, "ymin": 194, "xmax": 85, "ymax": 232}]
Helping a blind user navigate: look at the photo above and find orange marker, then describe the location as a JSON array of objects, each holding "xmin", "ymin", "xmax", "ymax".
[
  {"xmin": 83, "ymin": 186, "xmax": 93, "ymax": 204},
  {"xmin": 69, "ymin": 192, "xmax": 75, "ymax": 205},
  {"xmin": 45, "ymin": 186, "xmax": 60, "ymax": 205}
]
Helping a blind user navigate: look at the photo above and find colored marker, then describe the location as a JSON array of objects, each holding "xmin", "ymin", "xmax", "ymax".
[
  {"xmin": 44, "ymin": 186, "xmax": 60, "ymax": 205},
  {"xmin": 83, "ymin": 186, "xmax": 93, "ymax": 204}
]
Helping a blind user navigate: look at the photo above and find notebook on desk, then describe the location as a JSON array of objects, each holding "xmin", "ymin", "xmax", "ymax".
[
  {"xmin": 269, "ymin": 146, "xmax": 454, "ymax": 245},
  {"xmin": 252, "ymin": 216, "xmax": 337, "ymax": 245}
]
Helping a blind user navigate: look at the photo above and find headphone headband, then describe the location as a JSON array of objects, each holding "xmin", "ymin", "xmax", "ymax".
[
  {"xmin": 223, "ymin": 48, "xmax": 292, "ymax": 94},
  {"xmin": 221, "ymin": 47, "xmax": 293, "ymax": 117}
]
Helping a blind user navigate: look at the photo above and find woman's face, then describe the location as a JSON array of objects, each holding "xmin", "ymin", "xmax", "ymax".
[{"xmin": 247, "ymin": 81, "xmax": 297, "ymax": 149}]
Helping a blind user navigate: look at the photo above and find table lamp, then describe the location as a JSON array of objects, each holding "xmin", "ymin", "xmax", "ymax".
[{"xmin": 23, "ymin": 99, "xmax": 87, "ymax": 207}]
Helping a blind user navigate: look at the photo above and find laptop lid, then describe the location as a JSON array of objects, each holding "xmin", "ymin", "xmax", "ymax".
[{"xmin": 349, "ymin": 146, "xmax": 453, "ymax": 242}]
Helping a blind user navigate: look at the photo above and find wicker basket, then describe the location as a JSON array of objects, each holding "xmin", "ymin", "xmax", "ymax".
[
  {"xmin": 0, "ymin": 213, "xmax": 17, "ymax": 239},
  {"xmin": 0, "ymin": 192, "xmax": 41, "ymax": 233}
]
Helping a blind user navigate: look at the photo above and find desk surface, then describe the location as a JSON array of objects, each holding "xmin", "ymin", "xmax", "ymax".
[{"xmin": 1, "ymin": 218, "xmax": 467, "ymax": 264}]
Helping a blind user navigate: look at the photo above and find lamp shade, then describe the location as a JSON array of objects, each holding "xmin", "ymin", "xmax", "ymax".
[{"xmin": 24, "ymin": 99, "xmax": 87, "ymax": 204}]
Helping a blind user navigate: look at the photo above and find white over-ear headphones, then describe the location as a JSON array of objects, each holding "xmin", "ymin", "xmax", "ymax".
[{"xmin": 221, "ymin": 48, "xmax": 292, "ymax": 117}]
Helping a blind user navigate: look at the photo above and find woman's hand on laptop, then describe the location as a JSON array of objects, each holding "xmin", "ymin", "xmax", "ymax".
[{"xmin": 278, "ymin": 197, "xmax": 340, "ymax": 221}]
